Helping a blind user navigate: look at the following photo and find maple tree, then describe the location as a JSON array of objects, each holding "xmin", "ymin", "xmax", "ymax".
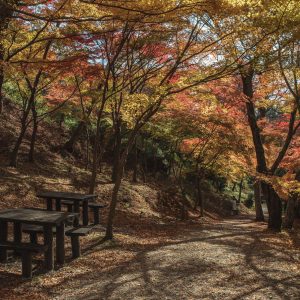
[{"xmin": 2, "ymin": 0, "xmax": 300, "ymax": 239}]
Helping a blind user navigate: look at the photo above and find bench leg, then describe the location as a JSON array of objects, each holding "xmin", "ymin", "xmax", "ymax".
[
  {"xmin": 22, "ymin": 251, "xmax": 32, "ymax": 278},
  {"xmin": 93, "ymin": 208, "xmax": 100, "ymax": 225},
  {"xmin": 30, "ymin": 232, "xmax": 38, "ymax": 244},
  {"xmin": 14, "ymin": 223, "xmax": 22, "ymax": 256},
  {"xmin": 66, "ymin": 203, "xmax": 73, "ymax": 212},
  {"xmin": 73, "ymin": 201, "xmax": 80, "ymax": 226},
  {"xmin": 46, "ymin": 198, "xmax": 53, "ymax": 211},
  {"xmin": 56, "ymin": 223, "xmax": 65, "ymax": 264},
  {"xmin": 71, "ymin": 236, "xmax": 80, "ymax": 258},
  {"xmin": 44, "ymin": 225, "xmax": 54, "ymax": 270},
  {"xmin": 83, "ymin": 200, "xmax": 89, "ymax": 226},
  {"xmin": 0, "ymin": 221, "xmax": 8, "ymax": 262},
  {"xmin": 55, "ymin": 198, "xmax": 62, "ymax": 211}
]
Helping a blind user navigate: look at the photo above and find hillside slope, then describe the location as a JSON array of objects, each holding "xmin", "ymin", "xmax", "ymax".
[{"xmin": 0, "ymin": 100, "xmax": 249, "ymax": 225}]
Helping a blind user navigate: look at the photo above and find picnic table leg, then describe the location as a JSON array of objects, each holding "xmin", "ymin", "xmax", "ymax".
[
  {"xmin": 22, "ymin": 251, "xmax": 33, "ymax": 278},
  {"xmin": 14, "ymin": 222, "xmax": 22, "ymax": 255},
  {"xmin": 73, "ymin": 201, "xmax": 80, "ymax": 226},
  {"xmin": 0, "ymin": 221, "xmax": 8, "ymax": 261},
  {"xmin": 56, "ymin": 223, "xmax": 65, "ymax": 264},
  {"xmin": 82, "ymin": 200, "xmax": 89, "ymax": 226},
  {"xmin": 46, "ymin": 198, "xmax": 53, "ymax": 211},
  {"xmin": 44, "ymin": 225, "xmax": 54, "ymax": 270},
  {"xmin": 55, "ymin": 198, "xmax": 62, "ymax": 211}
]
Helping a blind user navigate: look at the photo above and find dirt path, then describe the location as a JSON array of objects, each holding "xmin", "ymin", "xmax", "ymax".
[{"xmin": 1, "ymin": 216, "xmax": 300, "ymax": 300}]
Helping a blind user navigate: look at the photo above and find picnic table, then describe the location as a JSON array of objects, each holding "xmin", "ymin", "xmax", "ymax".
[
  {"xmin": 37, "ymin": 191, "xmax": 97, "ymax": 226},
  {"xmin": 0, "ymin": 208, "xmax": 78, "ymax": 270}
]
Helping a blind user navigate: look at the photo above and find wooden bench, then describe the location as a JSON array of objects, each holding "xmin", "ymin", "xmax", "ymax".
[
  {"xmin": 22, "ymin": 224, "xmax": 74, "ymax": 241},
  {"xmin": 65, "ymin": 226, "xmax": 94, "ymax": 258},
  {"xmin": 61, "ymin": 201, "xmax": 106, "ymax": 225},
  {"xmin": 0, "ymin": 241, "xmax": 48, "ymax": 278},
  {"xmin": 88, "ymin": 203, "xmax": 106, "ymax": 225}
]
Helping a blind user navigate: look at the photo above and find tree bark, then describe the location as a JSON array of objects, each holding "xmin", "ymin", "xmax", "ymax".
[
  {"xmin": 283, "ymin": 194, "xmax": 297, "ymax": 229},
  {"xmin": 254, "ymin": 181, "xmax": 265, "ymax": 221},
  {"xmin": 28, "ymin": 105, "xmax": 38, "ymax": 162},
  {"xmin": 0, "ymin": 2, "xmax": 14, "ymax": 114},
  {"xmin": 89, "ymin": 109, "xmax": 104, "ymax": 194},
  {"xmin": 232, "ymin": 182, "xmax": 236, "ymax": 191},
  {"xmin": 85, "ymin": 127, "xmax": 90, "ymax": 169},
  {"xmin": 0, "ymin": 60, "xmax": 4, "ymax": 114},
  {"xmin": 242, "ymin": 71, "xmax": 267, "ymax": 173},
  {"xmin": 105, "ymin": 162, "xmax": 124, "ymax": 240},
  {"xmin": 111, "ymin": 123, "xmax": 121, "ymax": 183},
  {"xmin": 132, "ymin": 139, "xmax": 138, "ymax": 183},
  {"xmin": 9, "ymin": 122, "xmax": 27, "ymax": 167},
  {"xmin": 261, "ymin": 181, "xmax": 282, "ymax": 231},
  {"xmin": 242, "ymin": 69, "xmax": 283, "ymax": 230},
  {"xmin": 237, "ymin": 179, "xmax": 243, "ymax": 203}
]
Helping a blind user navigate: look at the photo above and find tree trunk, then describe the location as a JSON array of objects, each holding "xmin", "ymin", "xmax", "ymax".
[
  {"xmin": 28, "ymin": 106, "xmax": 38, "ymax": 162},
  {"xmin": 105, "ymin": 162, "xmax": 124, "ymax": 240},
  {"xmin": 232, "ymin": 182, "xmax": 236, "ymax": 191},
  {"xmin": 59, "ymin": 113, "xmax": 65, "ymax": 129},
  {"xmin": 111, "ymin": 125, "xmax": 121, "ymax": 183},
  {"xmin": 132, "ymin": 139, "xmax": 138, "ymax": 183},
  {"xmin": 0, "ymin": 3, "xmax": 14, "ymax": 115},
  {"xmin": 0, "ymin": 63, "xmax": 4, "ymax": 114},
  {"xmin": 261, "ymin": 182, "xmax": 282, "ymax": 231},
  {"xmin": 283, "ymin": 194, "xmax": 297, "ymax": 229},
  {"xmin": 242, "ymin": 71, "xmax": 267, "ymax": 173},
  {"xmin": 238, "ymin": 179, "xmax": 243, "ymax": 203},
  {"xmin": 105, "ymin": 126, "xmax": 140, "ymax": 240},
  {"xmin": 195, "ymin": 175, "xmax": 204, "ymax": 217},
  {"xmin": 10, "ymin": 123, "xmax": 27, "ymax": 167},
  {"xmin": 242, "ymin": 69, "xmax": 283, "ymax": 230},
  {"xmin": 254, "ymin": 181, "xmax": 265, "ymax": 221},
  {"xmin": 89, "ymin": 107, "xmax": 105, "ymax": 194},
  {"xmin": 85, "ymin": 127, "xmax": 90, "ymax": 170},
  {"xmin": 63, "ymin": 120, "xmax": 85, "ymax": 153}
]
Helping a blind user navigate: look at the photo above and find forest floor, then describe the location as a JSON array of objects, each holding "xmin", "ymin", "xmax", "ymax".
[{"xmin": 1, "ymin": 214, "xmax": 300, "ymax": 300}]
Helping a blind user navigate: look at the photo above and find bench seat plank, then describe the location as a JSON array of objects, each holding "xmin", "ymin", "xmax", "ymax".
[
  {"xmin": 65, "ymin": 226, "xmax": 93, "ymax": 237},
  {"xmin": 0, "ymin": 241, "xmax": 47, "ymax": 252}
]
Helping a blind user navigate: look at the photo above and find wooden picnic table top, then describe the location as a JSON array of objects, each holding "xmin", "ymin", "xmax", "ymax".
[
  {"xmin": 36, "ymin": 191, "xmax": 97, "ymax": 201},
  {"xmin": 0, "ymin": 208, "xmax": 74, "ymax": 226}
]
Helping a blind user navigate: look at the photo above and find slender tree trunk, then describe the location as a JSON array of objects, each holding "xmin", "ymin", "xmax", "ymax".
[
  {"xmin": 0, "ymin": 62, "xmax": 4, "ymax": 114},
  {"xmin": 89, "ymin": 106, "xmax": 105, "ymax": 193},
  {"xmin": 89, "ymin": 133, "xmax": 99, "ymax": 194},
  {"xmin": 0, "ymin": 3, "xmax": 14, "ymax": 114},
  {"xmin": 85, "ymin": 127, "xmax": 90, "ymax": 170},
  {"xmin": 112, "ymin": 124, "xmax": 121, "ymax": 183},
  {"xmin": 254, "ymin": 181, "xmax": 265, "ymax": 221},
  {"xmin": 132, "ymin": 139, "xmax": 138, "ymax": 183},
  {"xmin": 196, "ymin": 176, "xmax": 204, "ymax": 217},
  {"xmin": 105, "ymin": 125, "xmax": 141, "ymax": 240},
  {"xmin": 105, "ymin": 162, "xmax": 124, "ymax": 240},
  {"xmin": 28, "ymin": 110, "xmax": 38, "ymax": 162},
  {"xmin": 232, "ymin": 182, "xmax": 236, "ymax": 191},
  {"xmin": 10, "ymin": 122, "xmax": 27, "ymax": 167},
  {"xmin": 59, "ymin": 113, "xmax": 64, "ymax": 129},
  {"xmin": 237, "ymin": 179, "xmax": 243, "ymax": 203}
]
